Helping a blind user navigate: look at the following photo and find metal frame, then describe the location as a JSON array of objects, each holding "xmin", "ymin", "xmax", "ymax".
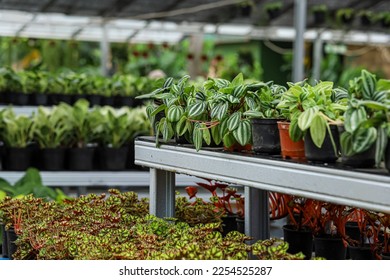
[{"xmin": 134, "ymin": 138, "xmax": 390, "ymax": 241}]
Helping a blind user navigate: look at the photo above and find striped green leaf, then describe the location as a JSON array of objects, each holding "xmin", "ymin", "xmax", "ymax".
[
  {"xmin": 309, "ymin": 115, "xmax": 327, "ymax": 148},
  {"xmin": 215, "ymin": 78, "xmax": 230, "ymax": 89},
  {"xmin": 245, "ymin": 96, "xmax": 256, "ymax": 110},
  {"xmin": 231, "ymin": 73, "xmax": 244, "ymax": 87},
  {"xmin": 297, "ymin": 107, "xmax": 319, "ymax": 131},
  {"xmin": 195, "ymin": 91, "xmax": 206, "ymax": 101},
  {"xmin": 167, "ymin": 105, "xmax": 184, "ymax": 122},
  {"xmin": 375, "ymin": 125, "xmax": 388, "ymax": 167},
  {"xmin": 178, "ymin": 75, "xmax": 190, "ymax": 87},
  {"xmin": 176, "ymin": 115, "xmax": 188, "ymax": 136},
  {"xmin": 163, "ymin": 77, "xmax": 174, "ymax": 88},
  {"xmin": 289, "ymin": 118, "xmax": 304, "ymax": 142},
  {"xmin": 211, "ymin": 125, "xmax": 222, "ymax": 145},
  {"xmin": 232, "ymin": 84, "xmax": 248, "ymax": 98},
  {"xmin": 219, "ymin": 117, "xmax": 229, "ymax": 139},
  {"xmin": 171, "ymin": 84, "xmax": 181, "ymax": 95},
  {"xmin": 227, "ymin": 95, "xmax": 240, "ymax": 104},
  {"xmin": 162, "ymin": 120, "xmax": 174, "ymax": 142},
  {"xmin": 223, "ymin": 132, "xmax": 236, "ymax": 149},
  {"xmin": 362, "ymin": 70, "xmax": 377, "ymax": 100},
  {"xmin": 151, "ymin": 104, "xmax": 166, "ymax": 116},
  {"xmin": 154, "ymin": 92, "xmax": 173, "ymax": 100},
  {"xmin": 352, "ymin": 126, "xmax": 377, "ymax": 154},
  {"xmin": 211, "ymin": 102, "xmax": 228, "ymax": 120},
  {"xmin": 227, "ymin": 112, "xmax": 242, "ymax": 131},
  {"xmin": 232, "ymin": 119, "xmax": 252, "ymax": 146},
  {"xmin": 188, "ymin": 102, "xmax": 206, "ymax": 117},
  {"xmin": 340, "ymin": 131, "xmax": 355, "ymax": 157}
]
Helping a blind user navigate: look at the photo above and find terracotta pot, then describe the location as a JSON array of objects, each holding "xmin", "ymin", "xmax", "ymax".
[
  {"xmin": 224, "ymin": 143, "xmax": 252, "ymax": 152},
  {"xmin": 277, "ymin": 121, "xmax": 305, "ymax": 160}
]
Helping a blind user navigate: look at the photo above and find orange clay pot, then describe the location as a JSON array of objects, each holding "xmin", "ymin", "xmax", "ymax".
[
  {"xmin": 224, "ymin": 143, "xmax": 252, "ymax": 153},
  {"xmin": 277, "ymin": 121, "xmax": 306, "ymax": 160}
]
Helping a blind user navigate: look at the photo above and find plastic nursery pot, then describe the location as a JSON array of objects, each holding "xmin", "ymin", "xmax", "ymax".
[
  {"xmin": 223, "ymin": 143, "xmax": 252, "ymax": 153},
  {"xmin": 313, "ymin": 11, "xmax": 326, "ymax": 24},
  {"xmin": 41, "ymin": 148, "xmax": 66, "ymax": 171},
  {"xmin": 277, "ymin": 121, "xmax": 305, "ymax": 160},
  {"xmin": 385, "ymin": 141, "xmax": 390, "ymax": 173},
  {"xmin": 303, "ymin": 125, "xmax": 340, "ymax": 163},
  {"xmin": 100, "ymin": 96, "xmax": 115, "ymax": 107},
  {"xmin": 283, "ymin": 224, "xmax": 313, "ymax": 260},
  {"xmin": 314, "ymin": 235, "xmax": 347, "ymax": 260},
  {"xmin": 6, "ymin": 228, "xmax": 17, "ymax": 260},
  {"xmin": 87, "ymin": 94, "xmax": 102, "ymax": 107},
  {"xmin": 347, "ymin": 244, "xmax": 376, "ymax": 260},
  {"xmin": 114, "ymin": 96, "xmax": 134, "ymax": 108},
  {"xmin": 1, "ymin": 223, "xmax": 8, "ymax": 258},
  {"xmin": 381, "ymin": 252, "xmax": 390, "ymax": 260},
  {"xmin": 345, "ymin": 221, "xmax": 361, "ymax": 243},
  {"xmin": 67, "ymin": 147, "xmax": 95, "ymax": 171},
  {"xmin": 98, "ymin": 146, "xmax": 129, "ymax": 171},
  {"xmin": 236, "ymin": 217, "xmax": 245, "ymax": 234},
  {"xmin": 32, "ymin": 93, "xmax": 48, "ymax": 106},
  {"xmin": 338, "ymin": 125, "xmax": 376, "ymax": 168},
  {"xmin": 3, "ymin": 147, "xmax": 33, "ymax": 171},
  {"xmin": 251, "ymin": 118, "xmax": 281, "ymax": 155},
  {"xmin": 15, "ymin": 93, "xmax": 30, "ymax": 106}
]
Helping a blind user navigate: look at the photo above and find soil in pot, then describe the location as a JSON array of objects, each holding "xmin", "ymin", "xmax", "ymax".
[
  {"xmin": 98, "ymin": 146, "xmax": 129, "ymax": 171},
  {"xmin": 251, "ymin": 118, "xmax": 281, "ymax": 155},
  {"xmin": 304, "ymin": 125, "xmax": 340, "ymax": 163},
  {"xmin": 314, "ymin": 235, "xmax": 347, "ymax": 260},
  {"xmin": 283, "ymin": 224, "xmax": 313, "ymax": 260},
  {"xmin": 41, "ymin": 148, "xmax": 66, "ymax": 171},
  {"xmin": 338, "ymin": 125, "xmax": 376, "ymax": 168},
  {"xmin": 348, "ymin": 244, "xmax": 376, "ymax": 260},
  {"xmin": 3, "ymin": 147, "xmax": 33, "ymax": 171},
  {"xmin": 67, "ymin": 147, "xmax": 95, "ymax": 171},
  {"xmin": 277, "ymin": 121, "xmax": 305, "ymax": 160}
]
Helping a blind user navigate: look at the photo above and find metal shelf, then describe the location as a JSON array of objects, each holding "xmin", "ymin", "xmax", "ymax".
[
  {"xmin": 0, "ymin": 170, "xmax": 197, "ymax": 187},
  {"xmin": 134, "ymin": 137, "xmax": 390, "ymax": 241}
]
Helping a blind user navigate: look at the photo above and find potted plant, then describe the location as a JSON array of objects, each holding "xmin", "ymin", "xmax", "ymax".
[
  {"xmin": 264, "ymin": 1, "xmax": 283, "ymax": 20},
  {"xmin": 358, "ymin": 10, "xmax": 375, "ymax": 27},
  {"xmin": 378, "ymin": 12, "xmax": 390, "ymax": 28},
  {"xmin": 31, "ymin": 106, "xmax": 72, "ymax": 170},
  {"xmin": 305, "ymin": 200, "xmax": 349, "ymax": 260},
  {"xmin": 46, "ymin": 74, "xmax": 67, "ymax": 106},
  {"xmin": 339, "ymin": 70, "xmax": 389, "ymax": 168},
  {"xmin": 311, "ymin": 4, "xmax": 328, "ymax": 25},
  {"xmin": 336, "ymin": 8, "xmax": 355, "ymax": 25},
  {"xmin": 111, "ymin": 74, "xmax": 137, "ymax": 108},
  {"xmin": 0, "ymin": 108, "xmax": 34, "ymax": 171},
  {"xmin": 243, "ymin": 82, "xmax": 285, "ymax": 155},
  {"xmin": 0, "ymin": 67, "xmax": 23, "ymax": 105}
]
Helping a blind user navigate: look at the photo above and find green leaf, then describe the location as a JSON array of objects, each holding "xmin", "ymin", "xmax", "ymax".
[
  {"xmin": 227, "ymin": 95, "xmax": 240, "ymax": 104},
  {"xmin": 309, "ymin": 115, "xmax": 327, "ymax": 148},
  {"xmin": 188, "ymin": 102, "xmax": 206, "ymax": 118},
  {"xmin": 223, "ymin": 132, "xmax": 236, "ymax": 149},
  {"xmin": 154, "ymin": 92, "xmax": 174, "ymax": 100},
  {"xmin": 193, "ymin": 124, "xmax": 203, "ymax": 151},
  {"xmin": 231, "ymin": 73, "xmax": 244, "ymax": 87},
  {"xmin": 161, "ymin": 119, "xmax": 174, "ymax": 142},
  {"xmin": 211, "ymin": 102, "xmax": 228, "ymax": 120},
  {"xmin": 340, "ymin": 131, "xmax": 355, "ymax": 157},
  {"xmin": 227, "ymin": 112, "xmax": 242, "ymax": 131},
  {"xmin": 245, "ymin": 96, "xmax": 256, "ymax": 109},
  {"xmin": 352, "ymin": 126, "xmax": 377, "ymax": 154},
  {"xmin": 289, "ymin": 118, "xmax": 303, "ymax": 142},
  {"xmin": 219, "ymin": 117, "xmax": 229, "ymax": 139},
  {"xmin": 167, "ymin": 105, "xmax": 184, "ymax": 122},
  {"xmin": 232, "ymin": 84, "xmax": 247, "ymax": 98},
  {"xmin": 243, "ymin": 110, "xmax": 264, "ymax": 118},
  {"xmin": 375, "ymin": 125, "xmax": 388, "ymax": 167},
  {"xmin": 297, "ymin": 107, "xmax": 319, "ymax": 131},
  {"xmin": 176, "ymin": 115, "xmax": 188, "ymax": 136},
  {"xmin": 163, "ymin": 77, "xmax": 174, "ymax": 88},
  {"xmin": 344, "ymin": 107, "xmax": 367, "ymax": 133},
  {"xmin": 211, "ymin": 125, "xmax": 222, "ymax": 145},
  {"xmin": 361, "ymin": 70, "xmax": 377, "ymax": 100},
  {"xmin": 201, "ymin": 123, "xmax": 211, "ymax": 145},
  {"xmin": 232, "ymin": 119, "xmax": 251, "ymax": 146},
  {"xmin": 359, "ymin": 100, "xmax": 388, "ymax": 111}
]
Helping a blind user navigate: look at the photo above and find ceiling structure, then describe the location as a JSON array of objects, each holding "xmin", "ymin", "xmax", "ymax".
[{"xmin": 0, "ymin": 0, "xmax": 388, "ymax": 44}]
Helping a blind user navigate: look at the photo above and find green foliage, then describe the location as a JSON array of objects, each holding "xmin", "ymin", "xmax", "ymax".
[
  {"xmin": 31, "ymin": 106, "xmax": 72, "ymax": 148},
  {"xmin": 0, "ymin": 108, "xmax": 33, "ymax": 148},
  {"xmin": 252, "ymin": 238, "xmax": 305, "ymax": 260}
]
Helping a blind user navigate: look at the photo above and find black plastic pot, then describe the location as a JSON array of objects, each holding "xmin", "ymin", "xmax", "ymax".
[
  {"xmin": 385, "ymin": 141, "xmax": 390, "ymax": 173},
  {"xmin": 6, "ymin": 228, "xmax": 17, "ymax": 260},
  {"xmin": 345, "ymin": 221, "xmax": 361, "ymax": 242},
  {"xmin": 72, "ymin": 94, "xmax": 87, "ymax": 104},
  {"xmin": 348, "ymin": 244, "xmax": 375, "ymax": 260},
  {"xmin": 59, "ymin": 94, "xmax": 73, "ymax": 105},
  {"xmin": 313, "ymin": 11, "xmax": 326, "ymax": 24},
  {"xmin": 0, "ymin": 92, "xmax": 10, "ymax": 104},
  {"xmin": 101, "ymin": 96, "xmax": 115, "ymax": 107},
  {"xmin": 360, "ymin": 15, "xmax": 372, "ymax": 26},
  {"xmin": 340, "ymin": 14, "xmax": 354, "ymax": 25},
  {"xmin": 283, "ymin": 224, "xmax": 313, "ymax": 260},
  {"xmin": 236, "ymin": 217, "xmax": 245, "ymax": 234},
  {"xmin": 338, "ymin": 125, "xmax": 376, "ymax": 168},
  {"xmin": 15, "ymin": 93, "xmax": 30, "ymax": 106},
  {"xmin": 314, "ymin": 235, "xmax": 347, "ymax": 260},
  {"xmin": 41, "ymin": 148, "xmax": 66, "ymax": 171},
  {"xmin": 251, "ymin": 118, "xmax": 281, "ymax": 155},
  {"xmin": 67, "ymin": 147, "xmax": 95, "ymax": 171},
  {"xmin": 98, "ymin": 146, "xmax": 129, "ymax": 171},
  {"xmin": 115, "ymin": 96, "xmax": 134, "ymax": 108},
  {"xmin": 3, "ymin": 147, "xmax": 33, "ymax": 171},
  {"xmin": 304, "ymin": 125, "xmax": 340, "ymax": 163},
  {"xmin": 32, "ymin": 94, "xmax": 48, "ymax": 106},
  {"xmin": 222, "ymin": 215, "xmax": 238, "ymax": 236},
  {"xmin": 1, "ymin": 223, "xmax": 8, "ymax": 258},
  {"xmin": 267, "ymin": 9, "xmax": 281, "ymax": 20},
  {"xmin": 87, "ymin": 94, "xmax": 102, "ymax": 107},
  {"xmin": 381, "ymin": 252, "xmax": 390, "ymax": 260}
]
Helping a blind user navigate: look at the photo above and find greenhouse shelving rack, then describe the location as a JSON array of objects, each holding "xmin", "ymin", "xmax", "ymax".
[
  {"xmin": 134, "ymin": 137, "xmax": 390, "ymax": 242},
  {"xmin": 0, "ymin": 170, "xmax": 198, "ymax": 195}
]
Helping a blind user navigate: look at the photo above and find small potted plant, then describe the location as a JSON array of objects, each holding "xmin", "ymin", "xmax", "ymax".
[
  {"xmin": 378, "ymin": 12, "xmax": 390, "ymax": 28},
  {"xmin": 311, "ymin": 4, "xmax": 328, "ymax": 25},
  {"xmin": 264, "ymin": 1, "xmax": 283, "ymax": 20},
  {"xmin": 358, "ymin": 10, "xmax": 375, "ymax": 27},
  {"xmin": 336, "ymin": 8, "xmax": 355, "ymax": 25}
]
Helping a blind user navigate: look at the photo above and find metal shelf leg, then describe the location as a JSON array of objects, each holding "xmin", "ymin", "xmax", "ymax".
[
  {"xmin": 149, "ymin": 168, "xmax": 176, "ymax": 218},
  {"xmin": 245, "ymin": 187, "xmax": 270, "ymax": 241}
]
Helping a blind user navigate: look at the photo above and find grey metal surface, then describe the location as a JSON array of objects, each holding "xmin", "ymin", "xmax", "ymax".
[
  {"xmin": 134, "ymin": 139, "xmax": 390, "ymax": 214},
  {"xmin": 0, "ymin": 171, "xmax": 198, "ymax": 187},
  {"xmin": 292, "ymin": 0, "xmax": 306, "ymax": 82},
  {"xmin": 245, "ymin": 187, "xmax": 270, "ymax": 241},
  {"xmin": 150, "ymin": 168, "xmax": 176, "ymax": 218},
  {"xmin": 312, "ymin": 31, "xmax": 324, "ymax": 81}
]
